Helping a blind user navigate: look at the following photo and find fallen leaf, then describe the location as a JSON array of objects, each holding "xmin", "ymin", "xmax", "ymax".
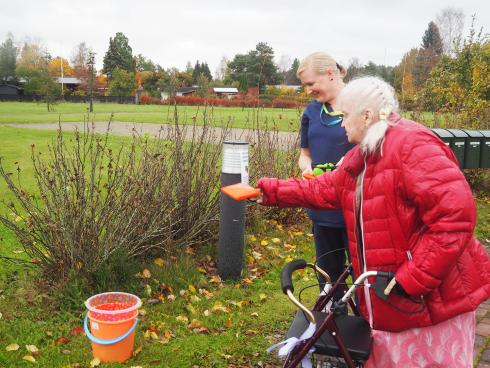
[
  {"xmin": 249, "ymin": 235, "xmax": 257, "ymax": 241},
  {"xmin": 251, "ymin": 312, "xmax": 259, "ymax": 317},
  {"xmin": 224, "ymin": 318, "xmax": 233, "ymax": 328},
  {"xmin": 259, "ymin": 293, "xmax": 267, "ymax": 301},
  {"xmin": 62, "ymin": 349, "xmax": 71, "ymax": 354},
  {"xmin": 0, "ymin": 312, "xmax": 2, "ymax": 319},
  {"xmin": 23, "ymin": 355, "xmax": 36, "ymax": 363},
  {"xmin": 198, "ymin": 288, "xmax": 214, "ymax": 300},
  {"xmin": 203, "ymin": 309, "xmax": 210, "ymax": 316},
  {"xmin": 260, "ymin": 240, "xmax": 269, "ymax": 246},
  {"xmin": 283, "ymin": 243, "xmax": 296, "ymax": 250},
  {"xmin": 25, "ymin": 345, "xmax": 38, "ymax": 354},
  {"xmin": 252, "ymin": 251, "xmax": 262, "ymax": 260},
  {"xmin": 90, "ymin": 357, "xmax": 101, "ymax": 367},
  {"xmin": 142, "ymin": 269, "xmax": 151, "ymax": 278},
  {"xmin": 188, "ymin": 284, "xmax": 196, "ymax": 293},
  {"xmin": 6, "ymin": 343, "xmax": 19, "ymax": 351},
  {"xmin": 272, "ymin": 238, "xmax": 281, "ymax": 243},
  {"xmin": 176, "ymin": 315, "xmax": 189, "ymax": 323},
  {"xmin": 211, "ymin": 303, "xmax": 231, "ymax": 314},
  {"xmin": 167, "ymin": 294, "xmax": 176, "ymax": 301},
  {"xmin": 70, "ymin": 326, "xmax": 84, "ymax": 336},
  {"xmin": 139, "ymin": 309, "xmax": 147, "ymax": 316},
  {"xmin": 209, "ymin": 275, "xmax": 222, "ymax": 284},
  {"xmin": 154, "ymin": 258, "xmax": 165, "ymax": 267}
]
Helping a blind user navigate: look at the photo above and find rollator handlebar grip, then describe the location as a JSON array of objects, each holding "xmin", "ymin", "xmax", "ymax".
[{"xmin": 281, "ymin": 259, "xmax": 307, "ymax": 294}]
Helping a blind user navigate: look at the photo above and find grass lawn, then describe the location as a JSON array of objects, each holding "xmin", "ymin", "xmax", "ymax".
[
  {"xmin": 0, "ymin": 102, "xmax": 303, "ymax": 132},
  {"xmin": 0, "ymin": 127, "xmax": 488, "ymax": 367}
]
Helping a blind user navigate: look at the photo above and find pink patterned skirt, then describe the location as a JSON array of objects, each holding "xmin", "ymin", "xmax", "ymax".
[{"xmin": 364, "ymin": 311, "xmax": 476, "ymax": 368}]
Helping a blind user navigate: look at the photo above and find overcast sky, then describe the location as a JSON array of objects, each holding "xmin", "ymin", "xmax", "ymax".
[{"xmin": 1, "ymin": 0, "xmax": 489, "ymax": 76}]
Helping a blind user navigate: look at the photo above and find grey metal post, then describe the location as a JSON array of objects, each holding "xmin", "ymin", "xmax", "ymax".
[{"xmin": 218, "ymin": 141, "xmax": 249, "ymax": 280}]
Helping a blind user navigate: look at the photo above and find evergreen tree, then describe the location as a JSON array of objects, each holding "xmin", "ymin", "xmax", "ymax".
[
  {"xmin": 227, "ymin": 42, "xmax": 280, "ymax": 89},
  {"xmin": 422, "ymin": 22, "xmax": 444, "ymax": 55},
  {"xmin": 192, "ymin": 60, "xmax": 201, "ymax": 84},
  {"xmin": 0, "ymin": 33, "xmax": 18, "ymax": 82},
  {"xmin": 284, "ymin": 58, "xmax": 301, "ymax": 85},
  {"xmin": 201, "ymin": 62, "xmax": 212, "ymax": 81},
  {"xmin": 103, "ymin": 32, "xmax": 133, "ymax": 78}
]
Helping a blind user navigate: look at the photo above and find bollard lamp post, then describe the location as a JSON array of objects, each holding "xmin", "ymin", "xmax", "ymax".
[{"xmin": 218, "ymin": 141, "xmax": 248, "ymax": 280}]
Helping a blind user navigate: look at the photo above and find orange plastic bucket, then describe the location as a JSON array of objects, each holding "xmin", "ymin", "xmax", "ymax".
[{"xmin": 84, "ymin": 292, "xmax": 142, "ymax": 362}]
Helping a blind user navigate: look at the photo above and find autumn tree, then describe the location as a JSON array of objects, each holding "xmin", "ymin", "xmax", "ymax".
[
  {"xmin": 424, "ymin": 19, "xmax": 489, "ymax": 128},
  {"xmin": 103, "ymin": 32, "xmax": 133, "ymax": 78},
  {"xmin": 393, "ymin": 48, "xmax": 419, "ymax": 109},
  {"xmin": 48, "ymin": 57, "xmax": 74, "ymax": 78},
  {"xmin": 107, "ymin": 67, "xmax": 136, "ymax": 96},
  {"xmin": 0, "ymin": 33, "xmax": 18, "ymax": 82}
]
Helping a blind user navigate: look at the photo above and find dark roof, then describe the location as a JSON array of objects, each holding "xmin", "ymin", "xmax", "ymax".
[{"xmin": 0, "ymin": 83, "xmax": 22, "ymax": 90}]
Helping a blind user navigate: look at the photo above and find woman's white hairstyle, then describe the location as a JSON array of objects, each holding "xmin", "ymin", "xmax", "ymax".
[{"xmin": 339, "ymin": 76, "xmax": 399, "ymax": 155}]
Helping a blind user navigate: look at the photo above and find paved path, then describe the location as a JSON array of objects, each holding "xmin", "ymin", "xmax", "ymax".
[{"xmin": 7, "ymin": 121, "xmax": 299, "ymax": 148}]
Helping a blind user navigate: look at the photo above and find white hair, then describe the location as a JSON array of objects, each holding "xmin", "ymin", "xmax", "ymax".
[{"xmin": 339, "ymin": 76, "xmax": 399, "ymax": 155}]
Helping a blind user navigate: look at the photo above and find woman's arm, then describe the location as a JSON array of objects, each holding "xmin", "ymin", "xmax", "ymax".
[
  {"xmin": 256, "ymin": 168, "xmax": 343, "ymax": 210},
  {"xmin": 395, "ymin": 131, "xmax": 476, "ymax": 296},
  {"xmin": 299, "ymin": 148, "xmax": 313, "ymax": 177}
]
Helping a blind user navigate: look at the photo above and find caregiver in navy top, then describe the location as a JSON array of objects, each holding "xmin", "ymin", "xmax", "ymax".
[{"xmin": 297, "ymin": 52, "xmax": 354, "ymax": 299}]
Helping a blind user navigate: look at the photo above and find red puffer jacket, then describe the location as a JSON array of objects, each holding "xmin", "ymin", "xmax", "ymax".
[{"xmin": 258, "ymin": 118, "xmax": 490, "ymax": 332}]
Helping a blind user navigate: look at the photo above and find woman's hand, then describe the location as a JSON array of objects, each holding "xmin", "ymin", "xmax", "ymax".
[{"xmin": 302, "ymin": 167, "xmax": 314, "ymax": 180}]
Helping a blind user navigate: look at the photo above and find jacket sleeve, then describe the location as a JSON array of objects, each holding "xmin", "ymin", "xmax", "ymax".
[
  {"xmin": 395, "ymin": 131, "xmax": 476, "ymax": 296},
  {"xmin": 256, "ymin": 169, "xmax": 343, "ymax": 209}
]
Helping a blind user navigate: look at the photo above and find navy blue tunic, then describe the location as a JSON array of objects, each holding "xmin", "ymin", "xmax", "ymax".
[{"xmin": 300, "ymin": 100, "xmax": 354, "ymax": 227}]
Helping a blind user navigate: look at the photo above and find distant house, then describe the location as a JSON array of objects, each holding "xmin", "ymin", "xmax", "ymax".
[
  {"xmin": 212, "ymin": 87, "xmax": 238, "ymax": 99},
  {"xmin": 56, "ymin": 77, "xmax": 82, "ymax": 92},
  {"xmin": 0, "ymin": 84, "xmax": 23, "ymax": 97},
  {"xmin": 176, "ymin": 86, "xmax": 198, "ymax": 96}
]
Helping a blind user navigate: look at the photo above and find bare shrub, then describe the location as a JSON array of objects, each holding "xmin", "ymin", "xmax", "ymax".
[{"xmin": 0, "ymin": 110, "xmax": 229, "ymax": 282}]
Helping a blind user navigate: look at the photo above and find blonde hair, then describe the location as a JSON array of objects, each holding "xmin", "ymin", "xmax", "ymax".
[
  {"xmin": 338, "ymin": 76, "xmax": 399, "ymax": 155},
  {"xmin": 297, "ymin": 52, "xmax": 346, "ymax": 79}
]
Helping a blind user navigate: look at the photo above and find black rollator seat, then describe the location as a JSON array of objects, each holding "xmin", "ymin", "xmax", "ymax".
[{"xmin": 287, "ymin": 311, "xmax": 372, "ymax": 362}]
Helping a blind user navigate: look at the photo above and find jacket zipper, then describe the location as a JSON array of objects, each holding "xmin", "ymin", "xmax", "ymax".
[{"xmin": 359, "ymin": 161, "xmax": 374, "ymax": 327}]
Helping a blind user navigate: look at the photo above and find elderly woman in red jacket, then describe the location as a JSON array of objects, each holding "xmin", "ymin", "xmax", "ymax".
[{"xmin": 257, "ymin": 76, "xmax": 490, "ymax": 367}]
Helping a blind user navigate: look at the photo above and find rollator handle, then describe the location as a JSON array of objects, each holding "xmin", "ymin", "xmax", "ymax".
[{"xmin": 281, "ymin": 259, "xmax": 307, "ymax": 294}]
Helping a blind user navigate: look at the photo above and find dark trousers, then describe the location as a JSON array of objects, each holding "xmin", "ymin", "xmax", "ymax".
[{"xmin": 313, "ymin": 224, "xmax": 348, "ymax": 301}]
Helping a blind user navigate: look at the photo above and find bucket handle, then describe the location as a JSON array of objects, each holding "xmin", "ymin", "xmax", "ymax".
[{"xmin": 84, "ymin": 314, "xmax": 139, "ymax": 345}]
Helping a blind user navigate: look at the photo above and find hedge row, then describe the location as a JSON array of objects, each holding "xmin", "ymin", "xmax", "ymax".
[{"xmin": 139, "ymin": 95, "xmax": 303, "ymax": 109}]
